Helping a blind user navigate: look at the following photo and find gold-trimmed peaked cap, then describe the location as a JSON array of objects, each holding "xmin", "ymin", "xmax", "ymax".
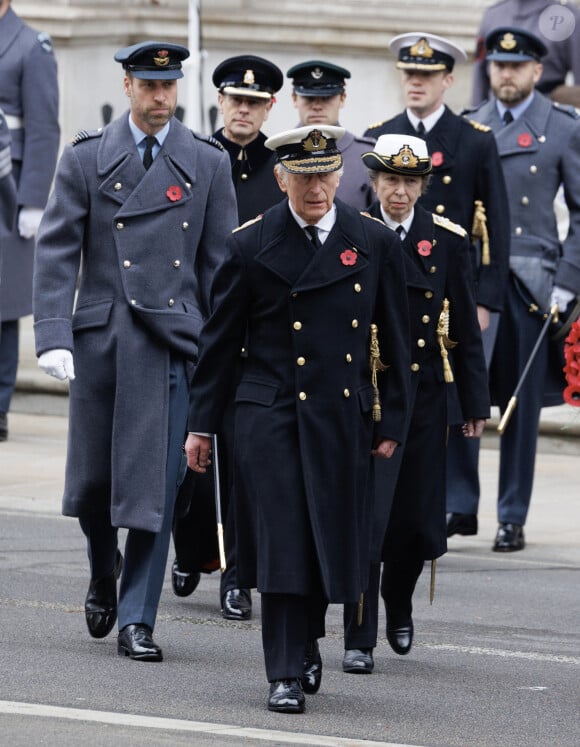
[
  {"xmin": 485, "ymin": 27, "xmax": 547, "ymax": 62},
  {"xmin": 362, "ymin": 134, "xmax": 432, "ymax": 176},
  {"xmin": 114, "ymin": 41, "xmax": 189, "ymax": 80},
  {"xmin": 213, "ymin": 54, "xmax": 283, "ymax": 100},
  {"xmin": 265, "ymin": 125, "xmax": 345, "ymax": 174},
  {"xmin": 390, "ymin": 32, "xmax": 467, "ymax": 72}
]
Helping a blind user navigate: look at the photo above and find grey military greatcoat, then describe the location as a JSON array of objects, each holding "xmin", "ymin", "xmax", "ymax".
[
  {"xmin": 33, "ymin": 113, "xmax": 237, "ymax": 531},
  {"xmin": 0, "ymin": 6, "xmax": 59, "ymax": 320}
]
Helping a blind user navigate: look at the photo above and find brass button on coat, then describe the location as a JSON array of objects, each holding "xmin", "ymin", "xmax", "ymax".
[
  {"xmin": 168, "ymin": 298, "xmax": 175, "ymax": 307},
  {"xmin": 411, "ymin": 363, "xmax": 420, "ymax": 372},
  {"xmin": 422, "ymin": 315, "xmax": 430, "ymax": 323},
  {"xmin": 345, "ymin": 353, "xmax": 352, "ymax": 363},
  {"xmin": 435, "ymin": 204, "xmax": 445, "ymax": 214},
  {"xmin": 343, "ymin": 389, "xmax": 350, "ymax": 398},
  {"xmin": 425, "ymin": 290, "xmax": 433, "ymax": 299},
  {"xmin": 297, "ymin": 356, "xmax": 306, "ymax": 366},
  {"xmin": 351, "ymin": 319, "xmax": 359, "ymax": 328},
  {"xmin": 116, "ymin": 222, "xmax": 124, "ymax": 230},
  {"xmin": 182, "ymin": 222, "xmax": 189, "ymax": 230},
  {"xmin": 123, "ymin": 260, "xmax": 131, "ymax": 268},
  {"xmin": 443, "ymin": 175, "xmax": 452, "ymax": 184},
  {"xmin": 299, "ymin": 392, "xmax": 307, "ymax": 401},
  {"xmin": 114, "ymin": 182, "xmax": 122, "ymax": 191},
  {"xmin": 417, "ymin": 339, "xmax": 426, "ymax": 348},
  {"xmin": 354, "ymin": 283, "xmax": 361, "ymax": 293},
  {"xmin": 293, "ymin": 321, "xmax": 302, "ymax": 330},
  {"xmin": 173, "ymin": 260, "xmax": 181, "ymax": 268}
]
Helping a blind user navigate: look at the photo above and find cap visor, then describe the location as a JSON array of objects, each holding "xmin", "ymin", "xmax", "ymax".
[{"xmin": 131, "ymin": 69, "xmax": 184, "ymax": 80}]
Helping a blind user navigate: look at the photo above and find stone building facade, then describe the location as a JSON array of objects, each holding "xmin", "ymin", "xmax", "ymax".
[{"xmin": 15, "ymin": 0, "xmax": 497, "ymax": 142}]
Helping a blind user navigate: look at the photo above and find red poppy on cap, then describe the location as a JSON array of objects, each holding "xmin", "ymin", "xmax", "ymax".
[
  {"xmin": 340, "ymin": 249, "xmax": 357, "ymax": 266},
  {"xmin": 417, "ymin": 240, "xmax": 432, "ymax": 256},
  {"xmin": 517, "ymin": 132, "xmax": 532, "ymax": 148},
  {"xmin": 166, "ymin": 185, "xmax": 182, "ymax": 202}
]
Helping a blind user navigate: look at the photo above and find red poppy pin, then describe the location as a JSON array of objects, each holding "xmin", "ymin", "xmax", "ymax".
[
  {"xmin": 417, "ymin": 240, "xmax": 432, "ymax": 257},
  {"xmin": 431, "ymin": 151, "xmax": 444, "ymax": 167},
  {"xmin": 340, "ymin": 248, "xmax": 358, "ymax": 266},
  {"xmin": 166, "ymin": 185, "xmax": 182, "ymax": 202},
  {"xmin": 517, "ymin": 132, "xmax": 532, "ymax": 148}
]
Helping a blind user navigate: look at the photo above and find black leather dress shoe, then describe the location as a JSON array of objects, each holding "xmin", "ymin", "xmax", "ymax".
[
  {"xmin": 386, "ymin": 620, "xmax": 413, "ymax": 655},
  {"xmin": 0, "ymin": 411, "xmax": 7, "ymax": 441},
  {"xmin": 267, "ymin": 679, "xmax": 305, "ymax": 713},
  {"xmin": 493, "ymin": 523, "xmax": 525, "ymax": 552},
  {"xmin": 342, "ymin": 648, "xmax": 374, "ymax": 674},
  {"xmin": 117, "ymin": 624, "xmax": 163, "ymax": 661},
  {"xmin": 171, "ymin": 559, "xmax": 201, "ymax": 597},
  {"xmin": 85, "ymin": 550, "xmax": 123, "ymax": 639},
  {"xmin": 221, "ymin": 588, "xmax": 252, "ymax": 620},
  {"xmin": 447, "ymin": 512, "xmax": 478, "ymax": 537},
  {"xmin": 301, "ymin": 640, "xmax": 322, "ymax": 693}
]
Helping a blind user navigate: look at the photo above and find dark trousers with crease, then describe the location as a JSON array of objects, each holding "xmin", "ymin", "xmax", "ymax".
[
  {"xmin": 343, "ymin": 557, "xmax": 425, "ymax": 649},
  {"xmin": 261, "ymin": 591, "xmax": 328, "ymax": 682},
  {"xmin": 79, "ymin": 355, "xmax": 188, "ymax": 631}
]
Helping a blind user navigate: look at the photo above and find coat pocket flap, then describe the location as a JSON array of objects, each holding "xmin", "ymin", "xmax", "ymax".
[
  {"xmin": 72, "ymin": 299, "xmax": 113, "ymax": 331},
  {"xmin": 357, "ymin": 384, "xmax": 375, "ymax": 413},
  {"xmin": 235, "ymin": 379, "xmax": 278, "ymax": 406}
]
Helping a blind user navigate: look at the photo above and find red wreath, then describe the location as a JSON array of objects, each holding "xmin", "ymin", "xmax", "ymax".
[
  {"xmin": 431, "ymin": 151, "xmax": 444, "ymax": 167},
  {"xmin": 517, "ymin": 132, "xmax": 532, "ymax": 148},
  {"xmin": 340, "ymin": 249, "xmax": 357, "ymax": 266},
  {"xmin": 417, "ymin": 240, "xmax": 432, "ymax": 257},
  {"xmin": 562, "ymin": 317, "xmax": 580, "ymax": 406},
  {"xmin": 166, "ymin": 185, "xmax": 182, "ymax": 202}
]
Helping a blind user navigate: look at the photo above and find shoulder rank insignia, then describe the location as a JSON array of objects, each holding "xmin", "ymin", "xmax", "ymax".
[
  {"xmin": 232, "ymin": 214, "xmax": 263, "ymax": 233},
  {"xmin": 71, "ymin": 129, "xmax": 103, "ymax": 146},
  {"xmin": 365, "ymin": 119, "xmax": 387, "ymax": 131},
  {"xmin": 467, "ymin": 119, "xmax": 491, "ymax": 132},
  {"xmin": 360, "ymin": 211, "xmax": 386, "ymax": 227},
  {"xmin": 433, "ymin": 213, "xmax": 467, "ymax": 238},
  {"xmin": 552, "ymin": 101, "xmax": 580, "ymax": 119},
  {"xmin": 193, "ymin": 131, "xmax": 224, "ymax": 150},
  {"xmin": 37, "ymin": 32, "xmax": 54, "ymax": 54}
]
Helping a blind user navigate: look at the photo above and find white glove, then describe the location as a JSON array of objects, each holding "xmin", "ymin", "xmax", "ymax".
[
  {"xmin": 38, "ymin": 349, "xmax": 75, "ymax": 381},
  {"xmin": 18, "ymin": 206, "xmax": 44, "ymax": 239},
  {"xmin": 550, "ymin": 285, "xmax": 576, "ymax": 312}
]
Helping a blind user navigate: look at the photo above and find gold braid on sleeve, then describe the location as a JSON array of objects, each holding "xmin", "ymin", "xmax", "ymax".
[
  {"xmin": 471, "ymin": 200, "xmax": 490, "ymax": 266},
  {"xmin": 436, "ymin": 298, "xmax": 457, "ymax": 383},
  {"xmin": 369, "ymin": 323, "xmax": 388, "ymax": 422}
]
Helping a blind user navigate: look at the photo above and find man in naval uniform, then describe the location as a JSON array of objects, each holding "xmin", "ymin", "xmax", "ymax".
[
  {"xmin": 288, "ymin": 60, "xmax": 375, "ymax": 210},
  {"xmin": 33, "ymin": 41, "xmax": 237, "ymax": 661},
  {"xmin": 448, "ymin": 27, "xmax": 580, "ymax": 551},
  {"xmin": 170, "ymin": 54, "xmax": 284, "ymax": 622},
  {"xmin": 185, "ymin": 124, "xmax": 411, "ymax": 712},
  {"xmin": 0, "ymin": 0, "xmax": 59, "ymax": 441}
]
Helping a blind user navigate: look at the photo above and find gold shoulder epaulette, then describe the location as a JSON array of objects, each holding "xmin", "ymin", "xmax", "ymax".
[
  {"xmin": 71, "ymin": 128, "xmax": 103, "ymax": 146},
  {"xmin": 433, "ymin": 213, "xmax": 467, "ymax": 237},
  {"xmin": 232, "ymin": 214, "xmax": 263, "ymax": 233},
  {"xmin": 360, "ymin": 211, "xmax": 386, "ymax": 226},
  {"xmin": 365, "ymin": 119, "xmax": 387, "ymax": 131},
  {"xmin": 467, "ymin": 119, "xmax": 491, "ymax": 132}
]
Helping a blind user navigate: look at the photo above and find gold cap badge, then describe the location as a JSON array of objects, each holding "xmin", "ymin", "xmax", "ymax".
[
  {"xmin": 153, "ymin": 50, "xmax": 169, "ymax": 67},
  {"xmin": 410, "ymin": 38, "xmax": 434, "ymax": 59},
  {"xmin": 302, "ymin": 129, "xmax": 328, "ymax": 152},
  {"xmin": 243, "ymin": 69, "xmax": 255, "ymax": 85},
  {"xmin": 499, "ymin": 33, "xmax": 517, "ymax": 51},
  {"xmin": 392, "ymin": 145, "xmax": 419, "ymax": 169}
]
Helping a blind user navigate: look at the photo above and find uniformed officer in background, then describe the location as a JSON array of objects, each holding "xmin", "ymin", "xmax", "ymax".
[
  {"xmin": 170, "ymin": 54, "xmax": 284, "ymax": 621},
  {"xmin": 33, "ymin": 41, "xmax": 237, "ymax": 661},
  {"xmin": 0, "ymin": 108, "xmax": 17, "ymax": 280},
  {"xmin": 185, "ymin": 124, "xmax": 411, "ymax": 712},
  {"xmin": 448, "ymin": 27, "xmax": 580, "ymax": 552},
  {"xmin": 0, "ymin": 0, "xmax": 59, "ymax": 441},
  {"xmin": 471, "ymin": 0, "xmax": 580, "ymax": 108},
  {"xmin": 342, "ymin": 135, "xmax": 489, "ymax": 674},
  {"xmin": 287, "ymin": 60, "xmax": 375, "ymax": 210}
]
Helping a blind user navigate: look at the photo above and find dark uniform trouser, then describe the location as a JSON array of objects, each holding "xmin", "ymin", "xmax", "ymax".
[
  {"xmin": 79, "ymin": 355, "xmax": 188, "ymax": 631},
  {"xmin": 261, "ymin": 592, "xmax": 328, "ymax": 682},
  {"xmin": 0, "ymin": 319, "xmax": 18, "ymax": 411},
  {"xmin": 446, "ymin": 312, "xmax": 500, "ymax": 516},
  {"xmin": 343, "ymin": 557, "xmax": 425, "ymax": 649}
]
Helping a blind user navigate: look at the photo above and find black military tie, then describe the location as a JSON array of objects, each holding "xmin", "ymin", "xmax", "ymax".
[
  {"xmin": 395, "ymin": 224, "xmax": 405, "ymax": 240},
  {"xmin": 142, "ymin": 135, "xmax": 157, "ymax": 169},
  {"xmin": 502, "ymin": 110, "xmax": 514, "ymax": 126},
  {"xmin": 416, "ymin": 120, "xmax": 426, "ymax": 137},
  {"xmin": 305, "ymin": 224, "xmax": 322, "ymax": 249}
]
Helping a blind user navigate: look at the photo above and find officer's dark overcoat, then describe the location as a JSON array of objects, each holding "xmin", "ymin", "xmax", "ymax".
[
  {"xmin": 0, "ymin": 6, "xmax": 59, "ymax": 320},
  {"xmin": 213, "ymin": 128, "xmax": 283, "ymax": 225},
  {"xmin": 365, "ymin": 106, "xmax": 510, "ymax": 314},
  {"xmin": 367, "ymin": 203, "xmax": 490, "ymax": 560},
  {"xmin": 33, "ymin": 113, "xmax": 237, "ymax": 531},
  {"xmin": 188, "ymin": 198, "xmax": 411, "ymax": 603},
  {"xmin": 335, "ymin": 130, "xmax": 375, "ymax": 210}
]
